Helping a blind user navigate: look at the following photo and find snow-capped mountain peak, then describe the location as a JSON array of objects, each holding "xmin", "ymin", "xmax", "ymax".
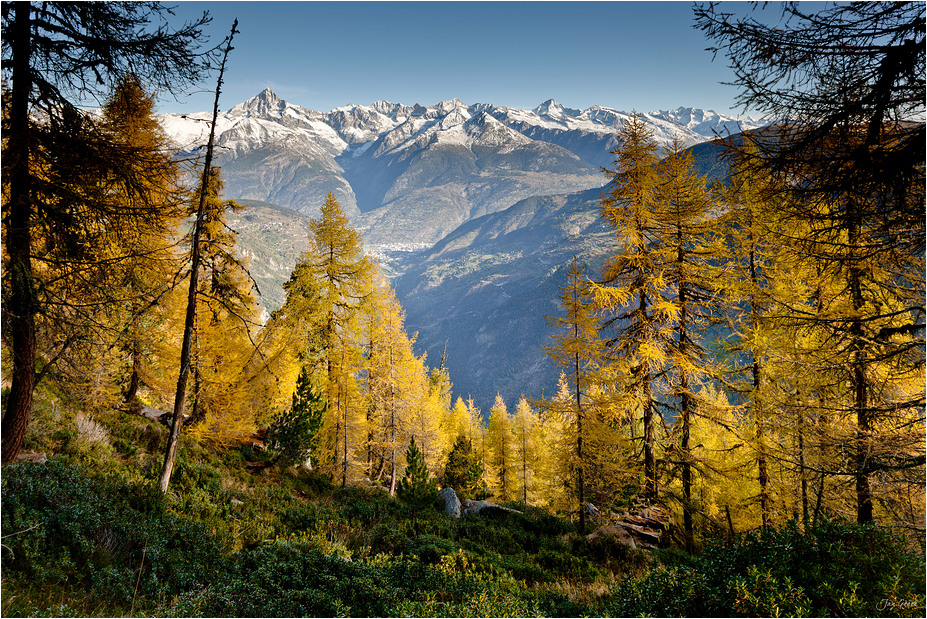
[
  {"xmin": 156, "ymin": 91, "xmax": 771, "ymax": 236},
  {"xmin": 435, "ymin": 98, "xmax": 467, "ymax": 114},
  {"xmin": 650, "ymin": 107, "xmax": 755, "ymax": 139},
  {"xmin": 228, "ymin": 88, "xmax": 289, "ymax": 118},
  {"xmin": 533, "ymin": 99, "xmax": 581, "ymax": 118},
  {"xmin": 162, "ymin": 91, "xmax": 769, "ymax": 153}
]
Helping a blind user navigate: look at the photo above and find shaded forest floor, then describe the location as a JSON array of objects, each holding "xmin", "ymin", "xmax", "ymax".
[{"xmin": 1, "ymin": 395, "xmax": 924, "ymax": 617}]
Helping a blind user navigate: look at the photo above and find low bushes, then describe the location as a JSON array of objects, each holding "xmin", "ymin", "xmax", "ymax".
[
  {"xmin": 604, "ymin": 519, "xmax": 926, "ymax": 617},
  {"xmin": 3, "ymin": 453, "xmax": 922, "ymax": 617},
  {"xmin": 1, "ymin": 459, "xmax": 230, "ymax": 616}
]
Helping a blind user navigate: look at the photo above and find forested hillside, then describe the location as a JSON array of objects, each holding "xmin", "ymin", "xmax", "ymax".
[{"xmin": 2, "ymin": 2, "xmax": 924, "ymax": 618}]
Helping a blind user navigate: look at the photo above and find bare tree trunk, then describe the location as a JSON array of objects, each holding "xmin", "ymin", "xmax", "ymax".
[
  {"xmin": 640, "ymin": 293, "xmax": 657, "ymax": 501},
  {"xmin": 678, "ymin": 279, "xmax": 694, "ymax": 552},
  {"xmin": 522, "ymin": 430, "xmax": 528, "ymax": 504},
  {"xmin": 797, "ymin": 411, "xmax": 809, "ymax": 524},
  {"xmin": 158, "ymin": 20, "xmax": 238, "ymax": 493},
  {"xmin": 574, "ymin": 347, "xmax": 586, "ymax": 535},
  {"xmin": 747, "ymin": 228, "xmax": 770, "ymax": 528},
  {"xmin": 124, "ymin": 322, "xmax": 142, "ymax": 405},
  {"xmin": 341, "ymin": 346, "xmax": 349, "ymax": 488},
  {"xmin": 848, "ymin": 200, "xmax": 873, "ymax": 524},
  {"xmin": 851, "ymin": 267, "xmax": 873, "ymax": 523},
  {"xmin": 388, "ymin": 382, "xmax": 397, "ymax": 497}
]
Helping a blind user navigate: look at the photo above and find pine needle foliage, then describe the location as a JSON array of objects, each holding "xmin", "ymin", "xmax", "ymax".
[
  {"xmin": 442, "ymin": 435, "xmax": 485, "ymax": 501},
  {"xmin": 397, "ymin": 436, "xmax": 439, "ymax": 527},
  {"xmin": 268, "ymin": 365, "xmax": 326, "ymax": 468}
]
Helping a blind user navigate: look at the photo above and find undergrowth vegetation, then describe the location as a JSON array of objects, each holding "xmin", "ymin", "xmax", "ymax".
[{"xmin": 2, "ymin": 400, "xmax": 924, "ymax": 617}]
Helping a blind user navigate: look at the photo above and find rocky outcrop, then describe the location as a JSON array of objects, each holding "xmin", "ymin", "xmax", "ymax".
[
  {"xmin": 461, "ymin": 499, "xmax": 523, "ymax": 518},
  {"xmin": 584, "ymin": 502, "xmax": 672, "ymax": 550},
  {"xmin": 125, "ymin": 403, "xmax": 179, "ymax": 428},
  {"xmin": 438, "ymin": 490, "xmax": 524, "ymax": 519},
  {"xmin": 586, "ymin": 523, "xmax": 637, "ymax": 550},
  {"xmin": 611, "ymin": 504, "xmax": 672, "ymax": 549},
  {"xmin": 440, "ymin": 487, "xmax": 461, "ymax": 518}
]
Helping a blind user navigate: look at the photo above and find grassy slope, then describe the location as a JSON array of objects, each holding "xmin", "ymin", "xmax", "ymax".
[
  {"xmin": 2, "ymin": 388, "xmax": 922, "ymax": 617},
  {"xmin": 0, "ymin": 394, "xmax": 647, "ymax": 618}
]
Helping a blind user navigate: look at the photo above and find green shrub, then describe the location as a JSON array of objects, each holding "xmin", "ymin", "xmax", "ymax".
[
  {"xmin": 413, "ymin": 534, "xmax": 458, "ymax": 564},
  {"xmin": 297, "ymin": 469, "xmax": 335, "ymax": 496},
  {"xmin": 1, "ymin": 460, "xmax": 230, "ymax": 616},
  {"xmin": 369, "ymin": 521, "xmax": 414, "ymax": 554},
  {"xmin": 166, "ymin": 541, "xmax": 400, "ymax": 617},
  {"xmin": 605, "ymin": 519, "xmax": 926, "ymax": 617},
  {"xmin": 337, "ymin": 486, "xmax": 397, "ymax": 524},
  {"xmin": 534, "ymin": 590, "xmax": 599, "ymax": 617},
  {"xmin": 111, "ymin": 435, "xmax": 138, "ymax": 458},
  {"xmin": 533, "ymin": 547, "xmax": 603, "ymax": 581},
  {"xmin": 173, "ymin": 458, "xmax": 223, "ymax": 495}
]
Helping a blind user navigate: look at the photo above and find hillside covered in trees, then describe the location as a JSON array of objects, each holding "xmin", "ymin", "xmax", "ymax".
[{"xmin": 1, "ymin": 2, "xmax": 924, "ymax": 617}]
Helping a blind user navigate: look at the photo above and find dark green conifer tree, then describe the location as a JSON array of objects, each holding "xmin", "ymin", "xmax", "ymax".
[
  {"xmin": 397, "ymin": 436, "xmax": 439, "ymax": 528},
  {"xmin": 441, "ymin": 436, "xmax": 484, "ymax": 500},
  {"xmin": 268, "ymin": 365, "xmax": 326, "ymax": 468}
]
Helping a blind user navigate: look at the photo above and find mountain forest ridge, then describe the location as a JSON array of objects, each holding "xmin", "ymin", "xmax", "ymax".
[{"xmin": 158, "ymin": 89, "xmax": 769, "ymax": 411}]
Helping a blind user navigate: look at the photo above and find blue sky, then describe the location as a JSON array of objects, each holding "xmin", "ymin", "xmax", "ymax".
[{"xmin": 157, "ymin": 1, "xmax": 760, "ymax": 117}]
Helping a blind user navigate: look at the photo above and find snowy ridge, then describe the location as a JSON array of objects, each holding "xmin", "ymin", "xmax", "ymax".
[
  {"xmin": 156, "ymin": 89, "xmax": 771, "ymax": 248},
  {"xmin": 159, "ymin": 89, "xmax": 769, "ymax": 159}
]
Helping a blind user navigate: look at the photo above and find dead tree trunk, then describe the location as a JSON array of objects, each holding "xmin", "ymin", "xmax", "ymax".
[{"xmin": 159, "ymin": 20, "xmax": 238, "ymax": 493}]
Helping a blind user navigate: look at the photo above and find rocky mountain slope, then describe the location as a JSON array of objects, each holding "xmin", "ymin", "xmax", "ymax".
[
  {"xmin": 160, "ymin": 89, "xmax": 765, "ymax": 247},
  {"xmin": 391, "ymin": 138, "xmax": 733, "ymax": 411}
]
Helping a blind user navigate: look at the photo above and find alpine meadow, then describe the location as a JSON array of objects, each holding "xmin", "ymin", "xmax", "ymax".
[{"xmin": 1, "ymin": 2, "xmax": 925, "ymax": 617}]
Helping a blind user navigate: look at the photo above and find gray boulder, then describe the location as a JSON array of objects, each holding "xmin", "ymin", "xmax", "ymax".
[
  {"xmin": 462, "ymin": 500, "xmax": 523, "ymax": 518},
  {"xmin": 440, "ymin": 487, "xmax": 461, "ymax": 518}
]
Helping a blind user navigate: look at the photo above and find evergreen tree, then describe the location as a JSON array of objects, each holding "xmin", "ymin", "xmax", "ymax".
[
  {"xmin": 397, "ymin": 436, "xmax": 440, "ymax": 529},
  {"xmin": 268, "ymin": 365, "xmax": 326, "ymax": 468},
  {"xmin": 442, "ymin": 436, "xmax": 484, "ymax": 501}
]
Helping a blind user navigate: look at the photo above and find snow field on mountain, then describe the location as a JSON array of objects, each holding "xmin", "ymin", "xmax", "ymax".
[{"xmin": 159, "ymin": 88, "xmax": 768, "ymax": 160}]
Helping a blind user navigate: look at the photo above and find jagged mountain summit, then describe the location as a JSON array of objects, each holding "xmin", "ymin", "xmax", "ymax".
[{"xmin": 159, "ymin": 89, "xmax": 768, "ymax": 246}]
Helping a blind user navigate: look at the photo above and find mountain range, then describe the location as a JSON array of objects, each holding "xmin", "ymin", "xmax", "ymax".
[{"xmin": 159, "ymin": 90, "xmax": 766, "ymax": 411}]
